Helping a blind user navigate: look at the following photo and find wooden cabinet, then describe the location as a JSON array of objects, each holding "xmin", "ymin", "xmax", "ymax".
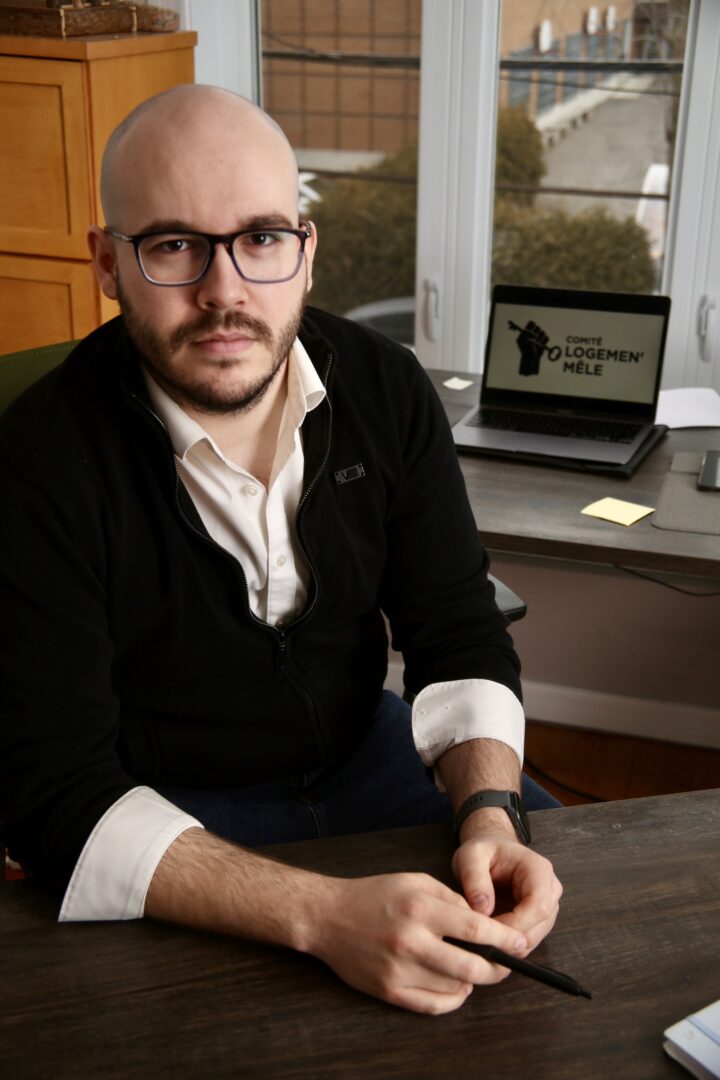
[{"xmin": 0, "ymin": 31, "xmax": 196, "ymax": 352}]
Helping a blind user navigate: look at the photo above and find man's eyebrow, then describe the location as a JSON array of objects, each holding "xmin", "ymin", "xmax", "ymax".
[
  {"xmin": 240, "ymin": 214, "xmax": 298, "ymax": 231},
  {"xmin": 134, "ymin": 214, "xmax": 298, "ymax": 235}
]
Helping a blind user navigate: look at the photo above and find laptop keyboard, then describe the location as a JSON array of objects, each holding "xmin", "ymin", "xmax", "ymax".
[{"xmin": 469, "ymin": 408, "xmax": 643, "ymax": 444}]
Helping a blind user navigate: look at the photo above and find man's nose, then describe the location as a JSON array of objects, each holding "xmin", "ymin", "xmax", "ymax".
[{"xmin": 196, "ymin": 243, "xmax": 251, "ymax": 310}]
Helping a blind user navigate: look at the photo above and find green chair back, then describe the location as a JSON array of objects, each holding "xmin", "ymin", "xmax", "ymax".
[{"xmin": 0, "ymin": 341, "xmax": 77, "ymax": 414}]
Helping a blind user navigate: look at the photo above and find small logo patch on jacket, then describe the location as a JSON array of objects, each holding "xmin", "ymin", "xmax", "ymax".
[{"xmin": 334, "ymin": 463, "xmax": 366, "ymax": 485}]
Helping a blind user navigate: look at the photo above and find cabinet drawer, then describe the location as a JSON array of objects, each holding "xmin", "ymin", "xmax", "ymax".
[
  {"xmin": 0, "ymin": 57, "xmax": 93, "ymax": 259},
  {"xmin": 0, "ymin": 253, "xmax": 98, "ymax": 351}
]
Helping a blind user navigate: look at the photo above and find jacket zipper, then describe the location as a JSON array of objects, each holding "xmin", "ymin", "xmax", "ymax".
[
  {"xmin": 130, "ymin": 345, "xmax": 338, "ymax": 760},
  {"xmin": 290, "ymin": 348, "xmax": 335, "ymax": 631},
  {"xmin": 130, "ymin": 394, "xmax": 284, "ymax": 651}
]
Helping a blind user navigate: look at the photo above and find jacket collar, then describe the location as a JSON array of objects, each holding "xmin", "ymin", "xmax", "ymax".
[{"xmin": 142, "ymin": 338, "xmax": 325, "ymax": 463}]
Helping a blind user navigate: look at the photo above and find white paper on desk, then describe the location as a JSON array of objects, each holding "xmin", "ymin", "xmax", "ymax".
[
  {"xmin": 656, "ymin": 388, "xmax": 720, "ymax": 429},
  {"xmin": 443, "ymin": 376, "xmax": 476, "ymax": 391},
  {"xmin": 663, "ymin": 998, "xmax": 720, "ymax": 1079}
]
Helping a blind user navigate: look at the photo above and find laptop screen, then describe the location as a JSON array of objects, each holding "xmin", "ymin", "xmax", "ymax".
[{"xmin": 482, "ymin": 286, "xmax": 670, "ymax": 416}]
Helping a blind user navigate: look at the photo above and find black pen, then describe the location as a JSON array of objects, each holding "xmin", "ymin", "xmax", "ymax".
[{"xmin": 445, "ymin": 938, "xmax": 592, "ymax": 999}]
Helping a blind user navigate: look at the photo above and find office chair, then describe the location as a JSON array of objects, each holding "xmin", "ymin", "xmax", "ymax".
[
  {"xmin": 0, "ymin": 340, "xmax": 78, "ymax": 414},
  {"xmin": 2, "ymin": 342, "xmax": 79, "ymax": 881},
  {"xmin": 488, "ymin": 575, "xmax": 526, "ymax": 621}
]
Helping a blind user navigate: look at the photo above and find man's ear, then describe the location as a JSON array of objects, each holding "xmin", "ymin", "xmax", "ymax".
[
  {"xmin": 87, "ymin": 225, "xmax": 119, "ymax": 300},
  {"xmin": 303, "ymin": 220, "xmax": 318, "ymax": 293}
]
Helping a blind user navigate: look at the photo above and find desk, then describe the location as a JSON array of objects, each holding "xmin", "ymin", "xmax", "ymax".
[
  {"xmin": 2, "ymin": 790, "xmax": 718, "ymax": 1078},
  {"xmin": 430, "ymin": 371, "xmax": 720, "ymax": 579}
]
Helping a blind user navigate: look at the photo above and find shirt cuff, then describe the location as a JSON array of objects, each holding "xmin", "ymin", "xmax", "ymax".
[
  {"xmin": 59, "ymin": 786, "xmax": 203, "ymax": 922},
  {"xmin": 411, "ymin": 678, "xmax": 525, "ymax": 783}
]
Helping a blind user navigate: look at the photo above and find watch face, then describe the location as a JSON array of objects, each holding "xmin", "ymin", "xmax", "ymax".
[{"xmin": 508, "ymin": 792, "xmax": 532, "ymax": 844}]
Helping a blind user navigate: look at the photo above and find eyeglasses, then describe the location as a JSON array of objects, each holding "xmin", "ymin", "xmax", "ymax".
[{"xmin": 104, "ymin": 224, "xmax": 312, "ymax": 286}]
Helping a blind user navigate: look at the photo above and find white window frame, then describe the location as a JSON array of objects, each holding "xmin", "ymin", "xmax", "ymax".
[
  {"xmin": 413, "ymin": 0, "xmax": 500, "ymax": 372},
  {"xmin": 192, "ymin": 0, "xmax": 719, "ymax": 390},
  {"xmin": 662, "ymin": 0, "xmax": 720, "ymax": 390},
  {"xmin": 181, "ymin": 0, "xmax": 260, "ymax": 101}
]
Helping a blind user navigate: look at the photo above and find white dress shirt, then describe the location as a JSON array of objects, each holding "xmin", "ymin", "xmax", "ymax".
[{"xmin": 60, "ymin": 340, "xmax": 523, "ymax": 921}]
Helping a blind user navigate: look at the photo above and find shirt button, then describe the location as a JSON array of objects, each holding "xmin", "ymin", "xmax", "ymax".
[
  {"xmin": 243, "ymin": 484, "xmax": 259, "ymax": 497},
  {"xmin": 276, "ymin": 554, "xmax": 287, "ymax": 568}
]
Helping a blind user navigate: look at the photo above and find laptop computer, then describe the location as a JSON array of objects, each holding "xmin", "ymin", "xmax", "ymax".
[{"xmin": 452, "ymin": 285, "xmax": 671, "ymax": 472}]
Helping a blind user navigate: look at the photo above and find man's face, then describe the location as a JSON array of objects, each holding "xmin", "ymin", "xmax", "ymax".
[
  {"xmin": 91, "ymin": 96, "xmax": 316, "ymax": 415},
  {"xmin": 115, "ymin": 265, "xmax": 308, "ymax": 415}
]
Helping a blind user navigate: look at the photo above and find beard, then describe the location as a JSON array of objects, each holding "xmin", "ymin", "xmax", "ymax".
[{"xmin": 116, "ymin": 274, "xmax": 307, "ymax": 416}]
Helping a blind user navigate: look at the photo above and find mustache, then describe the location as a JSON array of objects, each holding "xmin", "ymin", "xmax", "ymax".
[{"xmin": 168, "ymin": 310, "xmax": 273, "ymax": 350}]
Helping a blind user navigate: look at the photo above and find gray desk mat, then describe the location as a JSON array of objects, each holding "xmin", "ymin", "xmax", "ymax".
[{"xmin": 651, "ymin": 452, "xmax": 720, "ymax": 535}]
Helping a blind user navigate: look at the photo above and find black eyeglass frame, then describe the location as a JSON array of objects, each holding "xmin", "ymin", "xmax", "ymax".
[{"xmin": 104, "ymin": 224, "xmax": 312, "ymax": 286}]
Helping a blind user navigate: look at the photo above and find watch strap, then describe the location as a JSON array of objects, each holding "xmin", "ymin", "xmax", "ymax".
[{"xmin": 453, "ymin": 789, "xmax": 531, "ymax": 847}]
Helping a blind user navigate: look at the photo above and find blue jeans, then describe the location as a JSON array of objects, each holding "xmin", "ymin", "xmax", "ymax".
[{"xmin": 158, "ymin": 690, "xmax": 560, "ymax": 847}]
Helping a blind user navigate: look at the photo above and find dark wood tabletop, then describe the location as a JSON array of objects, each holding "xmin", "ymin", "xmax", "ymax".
[
  {"xmin": 429, "ymin": 370, "xmax": 720, "ymax": 578},
  {"xmin": 2, "ymin": 789, "xmax": 718, "ymax": 1079}
]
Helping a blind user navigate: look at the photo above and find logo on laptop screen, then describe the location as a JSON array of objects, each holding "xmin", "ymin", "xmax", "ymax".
[
  {"xmin": 508, "ymin": 317, "xmax": 648, "ymax": 382},
  {"xmin": 510, "ymin": 319, "xmax": 562, "ymax": 376}
]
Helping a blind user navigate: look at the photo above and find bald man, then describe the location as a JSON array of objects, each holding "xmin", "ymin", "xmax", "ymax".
[{"xmin": 0, "ymin": 86, "xmax": 561, "ymax": 1015}]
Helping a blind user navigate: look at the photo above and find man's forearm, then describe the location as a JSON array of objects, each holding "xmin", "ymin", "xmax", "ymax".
[
  {"xmin": 435, "ymin": 738, "xmax": 521, "ymax": 841},
  {"xmin": 144, "ymin": 826, "xmax": 335, "ymax": 952}
]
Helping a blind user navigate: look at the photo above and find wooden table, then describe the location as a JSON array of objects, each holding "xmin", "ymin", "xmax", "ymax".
[
  {"xmin": 429, "ymin": 371, "xmax": 720, "ymax": 579},
  {"xmin": 2, "ymin": 790, "xmax": 718, "ymax": 1078}
]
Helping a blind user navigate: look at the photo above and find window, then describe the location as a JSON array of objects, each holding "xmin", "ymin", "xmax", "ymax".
[
  {"xmin": 416, "ymin": 0, "xmax": 720, "ymax": 389},
  {"xmin": 190, "ymin": 0, "xmax": 719, "ymax": 389},
  {"xmin": 260, "ymin": 0, "xmax": 422, "ymax": 346},
  {"xmin": 492, "ymin": 2, "xmax": 688, "ymax": 298}
]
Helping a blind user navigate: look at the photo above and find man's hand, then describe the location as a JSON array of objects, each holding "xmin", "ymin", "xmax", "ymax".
[
  {"xmin": 435, "ymin": 738, "xmax": 563, "ymax": 959},
  {"xmin": 452, "ymin": 828, "xmax": 562, "ymax": 952},
  {"xmin": 145, "ymin": 828, "xmax": 531, "ymax": 1018},
  {"xmin": 145, "ymin": 729, "xmax": 563, "ymax": 1018},
  {"xmin": 304, "ymin": 871, "xmax": 531, "ymax": 1016}
]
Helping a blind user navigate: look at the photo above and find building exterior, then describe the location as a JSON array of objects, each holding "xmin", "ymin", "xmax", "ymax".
[{"xmin": 262, "ymin": 0, "xmax": 648, "ymax": 154}]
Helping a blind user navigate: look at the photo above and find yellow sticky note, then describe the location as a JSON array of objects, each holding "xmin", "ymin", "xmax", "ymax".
[{"xmin": 581, "ymin": 497, "xmax": 654, "ymax": 527}]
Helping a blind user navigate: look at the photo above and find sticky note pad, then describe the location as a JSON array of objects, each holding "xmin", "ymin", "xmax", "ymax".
[
  {"xmin": 443, "ymin": 377, "xmax": 475, "ymax": 391},
  {"xmin": 581, "ymin": 497, "xmax": 654, "ymax": 527}
]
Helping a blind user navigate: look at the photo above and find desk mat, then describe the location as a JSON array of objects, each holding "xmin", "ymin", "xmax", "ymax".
[{"xmin": 651, "ymin": 452, "xmax": 720, "ymax": 535}]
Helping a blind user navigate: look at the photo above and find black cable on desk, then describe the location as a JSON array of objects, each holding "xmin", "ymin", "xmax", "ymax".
[
  {"xmin": 523, "ymin": 755, "xmax": 606, "ymax": 804},
  {"xmin": 616, "ymin": 564, "xmax": 720, "ymax": 597}
]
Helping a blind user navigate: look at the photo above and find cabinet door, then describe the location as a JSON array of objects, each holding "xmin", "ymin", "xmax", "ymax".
[
  {"xmin": 0, "ymin": 56, "xmax": 93, "ymax": 259},
  {"xmin": 0, "ymin": 254, "xmax": 98, "ymax": 351}
]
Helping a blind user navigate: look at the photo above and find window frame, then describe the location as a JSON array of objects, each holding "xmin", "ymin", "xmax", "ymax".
[
  {"xmin": 412, "ymin": 0, "xmax": 500, "ymax": 371},
  {"xmin": 182, "ymin": 0, "xmax": 261, "ymax": 100},
  {"xmin": 661, "ymin": 0, "xmax": 720, "ymax": 390}
]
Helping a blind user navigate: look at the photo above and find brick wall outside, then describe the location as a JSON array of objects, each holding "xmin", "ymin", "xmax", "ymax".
[
  {"xmin": 262, "ymin": 0, "xmax": 420, "ymax": 153},
  {"xmin": 261, "ymin": 0, "xmax": 639, "ymax": 154}
]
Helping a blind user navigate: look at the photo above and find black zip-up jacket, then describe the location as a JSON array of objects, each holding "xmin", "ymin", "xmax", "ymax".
[{"xmin": 0, "ymin": 308, "xmax": 521, "ymax": 894}]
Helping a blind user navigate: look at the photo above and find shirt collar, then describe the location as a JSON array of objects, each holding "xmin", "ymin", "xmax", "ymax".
[{"xmin": 142, "ymin": 338, "xmax": 326, "ymax": 463}]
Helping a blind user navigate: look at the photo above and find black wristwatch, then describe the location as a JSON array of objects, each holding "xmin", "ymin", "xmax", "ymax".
[{"xmin": 453, "ymin": 790, "xmax": 531, "ymax": 847}]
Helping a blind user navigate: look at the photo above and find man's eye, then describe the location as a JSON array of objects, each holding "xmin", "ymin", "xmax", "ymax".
[
  {"xmin": 146, "ymin": 236, "xmax": 200, "ymax": 256},
  {"xmin": 160, "ymin": 237, "xmax": 196, "ymax": 253},
  {"xmin": 245, "ymin": 232, "xmax": 280, "ymax": 247}
]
